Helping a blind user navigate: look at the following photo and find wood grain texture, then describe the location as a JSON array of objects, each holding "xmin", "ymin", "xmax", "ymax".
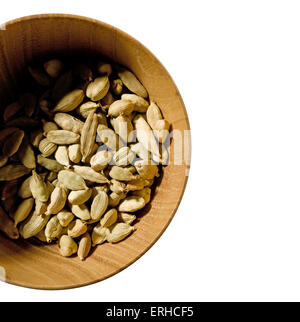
[{"xmin": 0, "ymin": 14, "xmax": 191, "ymax": 289}]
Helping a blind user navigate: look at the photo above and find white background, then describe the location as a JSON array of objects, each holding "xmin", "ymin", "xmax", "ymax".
[{"xmin": 1, "ymin": 0, "xmax": 300, "ymax": 301}]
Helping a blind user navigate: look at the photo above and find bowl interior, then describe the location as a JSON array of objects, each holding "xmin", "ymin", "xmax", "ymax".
[{"xmin": 0, "ymin": 14, "xmax": 190, "ymax": 289}]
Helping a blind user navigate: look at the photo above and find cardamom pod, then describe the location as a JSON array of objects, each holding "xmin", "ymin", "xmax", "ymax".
[
  {"xmin": 90, "ymin": 150, "xmax": 113, "ymax": 171},
  {"xmin": 146, "ymin": 102, "xmax": 170, "ymax": 143},
  {"xmin": 59, "ymin": 235, "xmax": 78, "ymax": 257},
  {"xmin": 54, "ymin": 146, "xmax": 70, "ymax": 167},
  {"xmin": 108, "ymin": 192, "xmax": 126, "ymax": 207},
  {"xmin": 0, "ymin": 165, "xmax": 31, "ymax": 181},
  {"xmin": 111, "ymin": 114, "xmax": 134, "ymax": 142},
  {"xmin": 126, "ymin": 178, "xmax": 152, "ymax": 191},
  {"xmin": 39, "ymin": 138, "xmax": 57, "ymax": 156},
  {"xmin": 109, "ymin": 179, "xmax": 127, "ymax": 194},
  {"xmin": 117, "ymin": 66, "xmax": 148, "ymax": 98},
  {"xmin": 5, "ymin": 117, "xmax": 40, "ymax": 129},
  {"xmin": 68, "ymin": 189, "xmax": 92, "ymax": 205},
  {"xmin": 77, "ymin": 232, "xmax": 92, "ymax": 261},
  {"xmin": 30, "ymin": 129, "xmax": 43, "ymax": 148},
  {"xmin": 90, "ymin": 191, "xmax": 108, "ymax": 221},
  {"xmin": 73, "ymin": 165, "xmax": 109, "ymax": 184},
  {"xmin": 76, "ymin": 101, "xmax": 100, "ymax": 118},
  {"xmin": 81, "ymin": 111, "xmax": 98, "ymax": 162},
  {"xmin": 20, "ymin": 211, "xmax": 50, "ymax": 239},
  {"xmin": 34, "ymin": 199, "xmax": 48, "ymax": 216},
  {"xmin": 58, "ymin": 170, "xmax": 87, "ymax": 190},
  {"xmin": 53, "ymin": 89, "xmax": 84, "ymax": 112},
  {"xmin": 106, "ymin": 222, "xmax": 134, "ymax": 243},
  {"xmin": 118, "ymin": 212, "xmax": 136, "ymax": 225},
  {"xmin": 29, "ymin": 170, "xmax": 49, "ymax": 202},
  {"xmin": 100, "ymin": 208, "xmax": 118, "ymax": 228},
  {"xmin": 86, "ymin": 76, "xmax": 110, "ymax": 101},
  {"xmin": 35, "ymin": 229, "xmax": 47, "ymax": 242},
  {"xmin": 70, "ymin": 203, "xmax": 91, "ymax": 221},
  {"xmin": 101, "ymin": 91, "xmax": 114, "ymax": 107},
  {"xmin": 118, "ymin": 196, "xmax": 146, "ymax": 212},
  {"xmin": 12, "ymin": 197, "xmax": 34, "ymax": 226},
  {"xmin": 3, "ymin": 101, "xmax": 22, "ymax": 121},
  {"xmin": 97, "ymin": 62, "xmax": 112, "ymax": 76},
  {"xmin": 57, "ymin": 210, "xmax": 74, "ymax": 227},
  {"xmin": 18, "ymin": 176, "xmax": 32, "ymax": 198},
  {"xmin": 92, "ymin": 185, "xmax": 109, "ymax": 198},
  {"xmin": 0, "ymin": 206, "xmax": 19, "ymax": 239},
  {"xmin": 45, "ymin": 186, "xmax": 67, "ymax": 215},
  {"xmin": 134, "ymin": 159, "xmax": 159, "ymax": 180},
  {"xmin": 45, "ymin": 215, "xmax": 63, "ymax": 242},
  {"xmin": 0, "ymin": 127, "xmax": 19, "ymax": 142},
  {"xmin": 133, "ymin": 114, "xmax": 160, "ymax": 159},
  {"xmin": 42, "ymin": 121, "xmax": 59, "ymax": 134},
  {"xmin": 44, "ymin": 59, "xmax": 64, "ymax": 78},
  {"xmin": 109, "ymin": 166, "xmax": 138, "ymax": 181},
  {"xmin": 121, "ymin": 93, "xmax": 149, "ymax": 113},
  {"xmin": 18, "ymin": 138, "xmax": 36, "ymax": 169},
  {"xmin": 83, "ymin": 142, "xmax": 100, "ymax": 164},
  {"xmin": 67, "ymin": 219, "xmax": 87, "ymax": 238},
  {"xmin": 113, "ymin": 147, "xmax": 135, "ymax": 167},
  {"xmin": 92, "ymin": 224, "xmax": 109, "ymax": 246},
  {"xmin": 110, "ymin": 78, "xmax": 123, "ymax": 96},
  {"xmin": 146, "ymin": 102, "xmax": 163, "ymax": 129},
  {"xmin": 47, "ymin": 130, "xmax": 80, "ymax": 145},
  {"xmin": 37, "ymin": 154, "xmax": 64, "ymax": 172},
  {"xmin": 2, "ymin": 129, "xmax": 24, "ymax": 157},
  {"xmin": 154, "ymin": 119, "xmax": 170, "ymax": 143},
  {"xmin": 132, "ymin": 187, "xmax": 151, "ymax": 204},
  {"xmin": 68, "ymin": 144, "xmax": 82, "ymax": 163},
  {"xmin": 1, "ymin": 180, "xmax": 18, "ymax": 200},
  {"xmin": 54, "ymin": 113, "xmax": 84, "ymax": 134},
  {"xmin": 107, "ymin": 100, "xmax": 134, "ymax": 117}
]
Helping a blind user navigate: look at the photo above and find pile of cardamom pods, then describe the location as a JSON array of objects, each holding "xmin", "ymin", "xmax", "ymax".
[{"xmin": 0, "ymin": 59, "xmax": 170, "ymax": 260}]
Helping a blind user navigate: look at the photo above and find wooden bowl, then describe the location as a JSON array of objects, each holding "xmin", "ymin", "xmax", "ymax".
[{"xmin": 0, "ymin": 14, "xmax": 191, "ymax": 289}]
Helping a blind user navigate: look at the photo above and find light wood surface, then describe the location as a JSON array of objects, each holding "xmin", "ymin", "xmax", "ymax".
[{"xmin": 0, "ymin": 14, "xmax": 191, "ymax": 289}]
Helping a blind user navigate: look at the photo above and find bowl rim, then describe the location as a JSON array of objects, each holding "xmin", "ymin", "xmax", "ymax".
[{"xmin": 0, "ymin": 13, "xmax": 192, "ymax": 290}]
